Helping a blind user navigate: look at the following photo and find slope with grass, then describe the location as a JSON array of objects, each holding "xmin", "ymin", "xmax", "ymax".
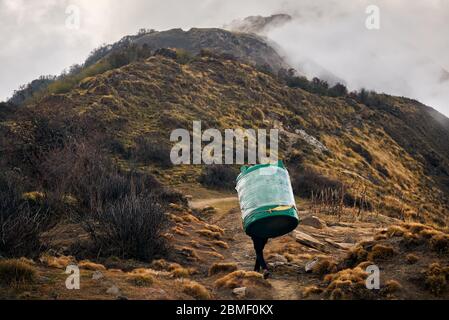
[{"xmin": 2, "ymin": 48, "xmax": 447, "ymax": 225}]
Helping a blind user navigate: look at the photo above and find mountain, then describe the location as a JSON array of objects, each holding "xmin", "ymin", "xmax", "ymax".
[
  {"xmin": 225, "ymin": 14, "xmax": 292, "ymax": 34},
  {"xmin": 1, "ymin": 25, "xmax": 449, "ymax": 301},
  {"xmin": 2, "ymin": 46, "xmax": 448, "ymax": 226}
]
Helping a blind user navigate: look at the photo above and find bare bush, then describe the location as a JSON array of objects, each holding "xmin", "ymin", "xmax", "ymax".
[
  {"xmin": 199, "ymin": 165, "xmax": 239, "ymax": 190},
  {"xmin": 0, "ymin": 172, "xmax": 50, "ymax": 258},
  {"xmin": 132, "ymin": 136, "xmax": 173, "ymax": 168},
  {"xmin": 82, "ymin": 193, "xmax": 169, "ymax": 261}
]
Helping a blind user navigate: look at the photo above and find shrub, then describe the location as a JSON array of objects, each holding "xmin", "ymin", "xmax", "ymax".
[
  {"xmin": 127, "ymin": 274, "xmax": 155, "ymax": 287},
  {"xmin": 208, "ymin": 263, "xmax": 238, "ymax": 276},
  {"xmin": 368, "ymin": 244, "xmax": 396, "ymax": 261},
  {"xmin": 423, "ymin": 263, "xmax": 449, "ymax": 295},
  {"xmin": 0, "ymin": 259, "xmax": 37, "ymax": 286},
  {"xmin": 214, "ymin": 270, "xmax": 269, "ymax": 289},
  {"xmin": 430, "ymin": 234, "xmax": 449, "ymax": 254},
  {"xmin": 198, "ymin": 165, "xmax": 239, "ymax": 190},
  {"xmin": 178, "ymin": 279, "xmax": 211, "ymax": 300},
  {"xmin": 291, "ymin": 168, "xmax": 342, "ymax": 198},
  {"xmin": 132, "ymin": 136, "xmax": 173, "ymax": 168},
  {"xmin": 0, "ymin": 172, "xmax": 51, "ymax": 258},
  {"xmin": 82, "ymin": 193, "xmax": 169, "ymax": 261}
]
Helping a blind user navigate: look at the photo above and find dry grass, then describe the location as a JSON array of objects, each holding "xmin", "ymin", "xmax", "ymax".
[
  {"xmin": 215, "ymin": 270, "xmax": 270, "ymax": 289},
  {"xmin": 178, "ymin": 279, "xmax": 211, "ymax": 300},
  {"xmin": 311, "ymin": 258, "xmax": 338, "ymax": 276},
  {"xmin": 204, "ymin": 251, "xmax": 225, "ymax": 260},
  {"xmin": 430, "ymin": 234, "xmax": 449, "ymax": 254},
  {"xmin": 205, "ymin": 224, "xmax": 224, "ymax": 235},
  {"xmin": 208, "ymin": 263, "xmax": 238, "ymax": 276},
  {"xmin": 0, "ymin": 259, "xmax": 37, "ymax": 286},
  {"xmin": 39, "ymin": 255, "xmax": 75, "ymax": 269},
  {"xmin": 405, "ymin": 253, "xmax": 419, "ymax": 264},
  {"xmin": 196, "ymin": 229, "xmax": 222, "ymax": 240},
  {"xmin": 323, "ymin": 267, "xmax": 371, "ymax": 300},
  {"xmin": 345, "ymin": 245, "xmax": 368, "ymax": 267},
  {"xmin": 172, "ymin": 226, "xmax": 189, "ymax": 236},
  {"xmin": 383, "ymin": 279, "xmax": 402, "ymax": 294},
  {"xmin": 423, "ymin": 263, "xmax": 449, "ymax": 296},
  {"xmin": 179, "ymin": 247, "xmax": 201, "ymax": 261},
  {"xmin": 127, "ymin": 274, "xmax": 155, "ymax": 287},
  {"xmin": 302, "ymin": 285, "xmax": 324, "ymax": 298},
  {"xmin": 368, "ymin": 244, "xmax": 396, "ymax": 261},
  {"xmin": 212, "ymin": 240, "xmax": 229, "ymax": 249},
  {"xmin": 171, "ymin": 266, "xmax": 197, "ymax": 278},
  {"xmin": 78, "ymin": 260, "xmax": 106, "ymax": 271}
]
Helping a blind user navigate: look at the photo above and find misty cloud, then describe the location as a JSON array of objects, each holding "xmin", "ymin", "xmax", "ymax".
[{"xmin": 0, "ymin": 0, "xmax": 447, "ymax": 116}]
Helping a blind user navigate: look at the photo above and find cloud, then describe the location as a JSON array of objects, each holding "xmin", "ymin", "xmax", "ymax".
[
  {"xmin": 266, "ymin": 0, "xmax": 449, "ymax": 116},
  {"xmin": 0, "ymin": 0, "xmax": 447, "ymax": 117}
]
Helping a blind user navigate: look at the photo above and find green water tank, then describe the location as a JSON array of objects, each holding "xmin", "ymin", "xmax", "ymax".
[{"xmin": 235, "ymin": 161, "xmax": 299, "ymax": 239}]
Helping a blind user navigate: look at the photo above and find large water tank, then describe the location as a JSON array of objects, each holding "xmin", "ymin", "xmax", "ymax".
[{"xmin": 235, "ymin": 161, "xmax": 299, "ymax": 239}]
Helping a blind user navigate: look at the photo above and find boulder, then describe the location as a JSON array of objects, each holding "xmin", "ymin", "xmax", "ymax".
[
  {"xmin": 301, "ymin": 216, "xmax": 325, "ymax": 229},
  {"xmin": 232, "ymin": 287, "xmax": 247, "ymax": 299},
  {"xmin": 294, "ymin": 230, "xmax": 328, "ymax": 253},
  {"xmin": 106, "ymin": 285, "xmax": 121, "ymax": 296},
  {"xmin": 92, "ymin": 271, "xmax": 104, "ymax": 280}
]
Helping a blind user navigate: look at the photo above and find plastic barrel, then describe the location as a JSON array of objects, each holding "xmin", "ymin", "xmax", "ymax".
[{"xmin": 235, "ymin": 161, "xmax": 299, "ymax": 239}]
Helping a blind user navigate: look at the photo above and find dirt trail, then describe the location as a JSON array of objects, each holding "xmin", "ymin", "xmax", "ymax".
[{"xmin": 189, "ymin": 194, "xmax": 386, "ymax": 299}]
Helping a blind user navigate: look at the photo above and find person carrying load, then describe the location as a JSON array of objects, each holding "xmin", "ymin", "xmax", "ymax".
[{"xmin": 236, "ymin": 161, "xmax": 300, "ymax": 279}]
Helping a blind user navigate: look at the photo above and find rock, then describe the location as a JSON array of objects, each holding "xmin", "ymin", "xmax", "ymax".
[
  {"xmin": 146, "ymin": 288, "xmax": 168, "ymax": 299},
  {"xmin": 268, "ymin": 262, "xmax": 286, "ymax": 268},
  {"xmin": 106, "ymin": 285, "xmax": 121, "ymax": 296},
  {"xmin": 301, "ymin": 216, "xmax": 325, "ymax": 229},
  {"xmin": 324, "ymin": 239, "xmax": 354, "ymax": 250},
  {"xmin": 232, "ymin": 287, "xmax": 247, "ymax": 299},
  {"xmin": 269, "ymin": 253, "xmax": 288, "ymax": 264},
  {"xmin": 294, "ymin": 230, "xmax": 329, "ymax": 253},
  {"xmin": 305, "ymin": 258, "xmax": 319, "ymax": 273},
  {"xmin": 202, "ymin": 206, "xmax": 217, "ymax": 214},
  {"xmin": 92, "ymin": 271, "xmax": 104, "ymax": 280}
]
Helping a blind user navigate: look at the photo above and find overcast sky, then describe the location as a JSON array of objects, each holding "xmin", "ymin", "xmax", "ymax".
[{"xmin": 1, "ymin": 0, "xmax": 448, "ymax": 116}]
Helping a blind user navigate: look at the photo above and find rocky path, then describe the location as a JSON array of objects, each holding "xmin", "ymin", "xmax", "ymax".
[{"xmin": 189, "ymin": 194, "xmax": 385, "ymax": 299}]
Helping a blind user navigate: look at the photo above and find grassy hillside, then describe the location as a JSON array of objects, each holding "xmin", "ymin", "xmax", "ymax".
[{"xmin": 1, "ymin": 49, "xmax": 448, "ymax": 226}]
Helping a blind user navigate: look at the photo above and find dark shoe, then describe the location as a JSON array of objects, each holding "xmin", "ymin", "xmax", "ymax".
[{"xmin": 262, "ymin": 269, "xmax": 270, "ymax": 279}]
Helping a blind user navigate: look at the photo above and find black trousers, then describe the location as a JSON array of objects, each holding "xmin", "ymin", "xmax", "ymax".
[{"xmin": 251, "ymin": 236, "xmax": 268, "ymax": 271}]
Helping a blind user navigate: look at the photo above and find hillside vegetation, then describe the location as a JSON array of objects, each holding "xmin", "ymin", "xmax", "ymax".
[{"xmin": 1, "ymin": 27, "xmax": 448, "ymax": 300}]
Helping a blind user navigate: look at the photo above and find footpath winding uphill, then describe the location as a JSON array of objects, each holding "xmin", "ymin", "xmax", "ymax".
[{"xmin": 188, "ymin": 190, "xmax": 385, "ymax": 300}]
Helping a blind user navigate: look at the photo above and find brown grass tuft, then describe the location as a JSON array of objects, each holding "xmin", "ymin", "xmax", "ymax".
[
  {"xmin": 383, "ymin": 279, "xmax": 402, "ymax": 294},
  {"xmin": 196, "ymin": 229, "xmax": 222, "ymax": 240},
  {"xmin": 0, "ymin": 259, "xmax": 37, "ymax": 286},
  {"xmin": 423, "ymin": 263, "xmax": 449, "ymax": 296},
  {"xmin": 324, "ymin": 267, "xmax": 370, "ymax": 300},
  {"xmin": 311, "ymin": 258, "xmax": 338, "ymax": 276},
  {"xmin": 78, "ymin": 260, "xmax": 106, "ymax": 271},
  {"xmin": 209, "ymin": 263, "xmax": 238, "ymax": 276},
  {"xmin": 302, "ymin": 285, "xmax": 324, "ymax": 298},
  {"xmin": 178, "ymin": 279, "xmax": 211, "ymax": 300},
  {"xmin": 385, "ymin": 225, "xmax": 405, "ymax": 238},
  {"xmin": 405, "ymin": 253, "xmax": 419, "ymax": 264},
  {"xmin": 214, "ymin": 270, "xmax": 270, "ymax": 289},
  {"xmin": 39, "ymin": 255, "xmax": 75, "ymax": 269},
  {"xmin": 212, "ymin": 240, "xmax": 229, "ymax": 249},
  {"xmin": 368, "ymin": 244, "xmax": 396, "ymax": 261},
  {"xmin": 345, "ymin": 245, "xmax": 368, "ymax": 267},
  {"xmin": 127, "ymin": 274, "xmax": 155, "ymax": 287},
  {"xmin": 430, "ymin": 234, "xmax": 449, "ymax": 254}
]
